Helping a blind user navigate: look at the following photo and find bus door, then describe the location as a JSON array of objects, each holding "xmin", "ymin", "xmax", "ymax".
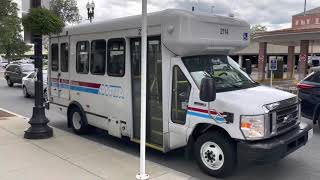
[
  {"xmin": 58, "ymin": 36, "xmax": 70, "ymax": 100},
  {"xmin": 169, "ymin": 58, "xmax": 193, "ymax": 149},
  {"xmin": 50, "ymin": 36, "xmax": 70, "ymax": 100},
  {"xmin": 130, "ymin": 36, "xmax": 163, "ymax": 148}
]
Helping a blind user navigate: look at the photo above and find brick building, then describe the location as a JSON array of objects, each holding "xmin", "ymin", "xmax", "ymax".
[
  {"xmin": 292, "ymin": 7, "xmax": 320, "ymax": 29},
  {"xmin": 234, "ymin": 7, "xmax": 320, "ymax": 81}
]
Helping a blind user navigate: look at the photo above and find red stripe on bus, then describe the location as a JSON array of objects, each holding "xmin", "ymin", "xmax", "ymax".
[
  {"xmin": 187, "ymin": 106, "xmax": 224, "ymax": 116},
  {"xmin": 70, "ymin": 80, "xmax": 101, "ymax": 89}
]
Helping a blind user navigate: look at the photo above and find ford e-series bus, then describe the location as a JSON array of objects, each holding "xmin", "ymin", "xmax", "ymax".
[{"xmin": 47, "ymin": 9, "xmax": 313, "ymax": 177}]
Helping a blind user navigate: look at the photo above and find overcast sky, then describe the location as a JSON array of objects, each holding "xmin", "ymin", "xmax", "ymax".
[{"xmin": 17, "ymin": 0, "xmax": 320, "ymax": 30}]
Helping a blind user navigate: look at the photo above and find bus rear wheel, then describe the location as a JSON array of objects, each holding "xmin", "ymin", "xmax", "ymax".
[
  {"xmin": 69, "ymin": 107, "xmax": 91, "ymax": 135},
  {"xmin": 194, "ymin": 131, "xmax": 236, "ymax": 178}
]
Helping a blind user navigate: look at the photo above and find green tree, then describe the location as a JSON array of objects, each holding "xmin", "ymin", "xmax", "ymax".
[
  {"xmin": 49, "ymin": 0, "xmax": 82, "ymax": 24},
  {"xmin": 0, "ymin": 0, "xmax": 30, "ymax": 60},
  {"xmin": 250, "ymin": 24, "xmax": 267, "ymax": 39},
  {"xmin": 22, "ymin": 8, "xmax": 65, "ymax": 35}
]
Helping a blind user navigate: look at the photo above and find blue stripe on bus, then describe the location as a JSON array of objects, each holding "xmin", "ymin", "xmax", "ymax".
[
  {"xmin": 187, "ymin": 111, "xmax": 211, "ymax": 119},
  {"xmin": 51, "ymin": 82, "xmax": 99, "ymax": 94},
  {"xmin": 70, "ymin": 85, "xmax": 99, "ymax": 94},
  {"xmin": 187, "ymin": 111, "xmax": 226, "ymax": 123}
]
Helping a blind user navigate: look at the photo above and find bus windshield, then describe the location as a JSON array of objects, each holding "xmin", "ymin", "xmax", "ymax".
[{"xmin": 182, "ymin": 55, "xmax": 258, "ymax": 93}]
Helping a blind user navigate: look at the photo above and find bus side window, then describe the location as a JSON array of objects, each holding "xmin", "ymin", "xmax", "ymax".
[
  {"xmin": 107, "ymin": 38, "xmax": 125, "ymax": 77},
  {"xmin": 91, "ymin": 40, "xmax": 106, "ymax": 75},
  {"xmin": 51, "ymin": 44, "xmax": 59, "ymax": 71},
  {"xmin": 171, "ymin": 66, "xmax": 191, "ymax": 125},
  {"xmin": 60, "ymin": 43, "xmax": 69, "ymax": 72},
  {"xmin": 76, "ymin": 41, "xmax": 90, "ymax": 74}
]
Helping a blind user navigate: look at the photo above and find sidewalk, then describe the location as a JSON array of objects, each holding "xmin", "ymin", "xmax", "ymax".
[{"xmin": 0, "ymin": 109, "xmax": 193, "ymax": 180}]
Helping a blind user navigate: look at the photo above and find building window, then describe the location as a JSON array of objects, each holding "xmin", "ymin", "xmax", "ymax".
[
  {"xmin": 91, "ymin": 40, "xmax": 106, "ymax": 75},
  {"xmin": 316, "ymin": 18, "xmax": 320, "ymax": 24},
  {"xmin": 307, "ymin": 19, "xmax": 310, "ymax": 24},
  {"xmin": 295, "ymin": 20, "xmax": 299, "ymax": 25},
  {"xmin": 76, "ymin": 41, "xmax": 90, "ymax": 74},
  {"xmin": 301, "ymin": 19, "xmax": 305, "ymax": 25},
  {"xmin": 31, "ymin": 0, "xmax": 41, "ymax": 8},
  {"xmin": 51, "ymin": 44, "xmax": 59, "ymax": 72},
  {"xmin": 107, "ymin": 38, "xmax": 126, "ymax": 77},
  {"xmin": 60, "ymin": 43, "xmax": 69, "ymax": 72}
]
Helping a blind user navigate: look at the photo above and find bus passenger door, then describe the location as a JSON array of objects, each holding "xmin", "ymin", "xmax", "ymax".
[
  {"xmin": 58, "ymin": 36, "xmax": 70, "ymax": 100},
  {"xmin": 169, "ymin": 58, "xmax": 193, "ymax": 149},
  {"xmin": 49, "ymin": 39, "xmax": 59, "ymax": 98},
  {"xmin": 49, "ymin": 37, "xmax": 70, "ymax": 100},
  {"xmin": 131, "ymin": 37, "xmax": 163, "ymax": 148}
]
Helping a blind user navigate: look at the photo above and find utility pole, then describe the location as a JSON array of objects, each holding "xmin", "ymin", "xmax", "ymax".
[
  {"xmin": 24, "ymin": 0, "xmax": 53, "ymax": 139},
  {"xmin": 136, "ymin": 0, "xmax": 149, "ymax": 179},
  {"xmin": 304, "ymin": 0, "xmax": 307, "ymax": 16}
]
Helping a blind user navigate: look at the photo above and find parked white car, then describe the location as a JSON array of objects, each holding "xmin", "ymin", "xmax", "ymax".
[
  {"xmin": 22, "ymin": 71, "xmax": 48, "ymax": 101},
  {"xmin": 0, "ymin": 57, "xmax": 8, "ymax": 68}
]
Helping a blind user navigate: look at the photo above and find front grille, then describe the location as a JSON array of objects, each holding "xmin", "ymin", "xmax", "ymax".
[{"xmin": 275, "ymin": 104, "xmax": 299, "ymax": 133}]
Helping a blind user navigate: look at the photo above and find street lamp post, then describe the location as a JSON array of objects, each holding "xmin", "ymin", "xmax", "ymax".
[
  {"xmin": 86, "ymin": 0, "xmax": 95, "ymax": 23},
  {"xmin": 24, "ymin": 1, "xmax": 53, "ymax": 140},
  {"xmin": 24, "ymin": 35, "xmax": 53, "ymax": 139}
]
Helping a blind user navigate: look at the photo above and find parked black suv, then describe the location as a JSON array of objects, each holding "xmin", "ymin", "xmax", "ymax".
[
  {"xmin": 4, "ymin": 64, "xmax": 34, "ymax": 87},
  {"xmin": 298, "ymin": 71, "xmax": 320, "ymax": 127}
]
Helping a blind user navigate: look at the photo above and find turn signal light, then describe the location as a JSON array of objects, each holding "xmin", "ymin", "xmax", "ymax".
[
  {"xmin": 297, "ymin": 83, "xmax": 315, "ymax": 90},
  {"xmin": 241, "ymin": 122, "xmax": 252, "ymax": 129}
]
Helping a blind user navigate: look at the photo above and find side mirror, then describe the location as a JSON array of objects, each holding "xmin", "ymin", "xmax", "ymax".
[{"xmin": 200, "ymin": 77, "xmax": 216, "ymax": 102}]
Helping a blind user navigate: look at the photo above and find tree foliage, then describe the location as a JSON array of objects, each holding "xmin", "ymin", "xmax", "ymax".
[
  {"xmin": 250, "ymin": 24, "xmax": 267, "ymax": 39},
  {"xmin": 0, "ymin": 0, "xmax": 31, "ymax": 59},
  {"xmin": 50, "ymin": 0, "xmax": 82, "ymax": 24},
  {"xmin": 22, "ymin": 8, "xmax": 65, "ymax": 36}
]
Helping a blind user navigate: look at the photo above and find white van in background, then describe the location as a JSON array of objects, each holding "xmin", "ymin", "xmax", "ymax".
[
  {"xmin": 47, "ymin": 9, "xmax": 312, "ymax": 177},
  {"xmin": 308, "ymin": 55, "xmax": 320, "ymax": 67}
]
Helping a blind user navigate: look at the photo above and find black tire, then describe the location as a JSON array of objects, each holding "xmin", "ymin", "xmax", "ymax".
[
  {"xmin": 7, "ymin": 78, "xmax": 13, "ymax": 87},
  {"xmin": 68, "ymin": 107, "xmax": 91, "ymax": 135},
  {"xmin": 194, "ymin": 131, "xmax": 236, "ymax": 178},
  {"xmin": 23, "ymin": 86, "xmax": 30, "ymax": 98}
]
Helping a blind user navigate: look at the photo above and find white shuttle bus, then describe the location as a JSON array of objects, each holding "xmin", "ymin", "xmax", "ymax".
[{"xmin": 47, "ymin": 9, "xmax": 313, "ymax": 177}]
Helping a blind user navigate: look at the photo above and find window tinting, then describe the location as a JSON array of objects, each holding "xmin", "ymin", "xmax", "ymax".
[
  {"xmin": 107, "ymin": 39, "xmax": 125, "ymax": 77},
  {"xmin": 60, "ymin": 43, "xmax": 69, "ymax": 72},
  {"xmin": 91, "ymin": 40, "xmax": 106, "ymax": 75},
  {"xmin": 51, "ymin": 44, "xmax": 59, "ymax": 71},
  {"xmin": 76, "ymin": 41, "xmax": 89, "ymax": 74}
]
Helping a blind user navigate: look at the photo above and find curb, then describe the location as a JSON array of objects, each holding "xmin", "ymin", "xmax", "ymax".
[{"xmin": 0, "ymin": 108, "xmax": 28, "ymax": 120}]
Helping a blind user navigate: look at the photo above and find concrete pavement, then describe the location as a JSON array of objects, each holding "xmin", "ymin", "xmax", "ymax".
[{"xmin": 0, "ymin": 108, "xmax": 193, "ymax": 180}]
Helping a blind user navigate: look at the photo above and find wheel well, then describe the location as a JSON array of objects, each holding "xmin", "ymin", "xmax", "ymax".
[
  {"xmin": 185, "ymin": 123, "xmax": 233, "ymax": 160},
  {"xmin": 191, "ymin": 123, "xmax": 232, "ymax": 142}
]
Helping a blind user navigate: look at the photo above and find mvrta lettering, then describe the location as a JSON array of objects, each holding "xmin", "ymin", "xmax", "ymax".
[{"xmin": 98, "ymin": 84, "xmax": 125, "ymax": 99}]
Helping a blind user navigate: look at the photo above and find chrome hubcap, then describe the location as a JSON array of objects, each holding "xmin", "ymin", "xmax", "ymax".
[
  {"xmin": 200, "ymin": 142, "xmax": 224, "ymax": 170},
  {"xmin": 72, "ymin": 112, "xmax": 82, "ymax": 130}
]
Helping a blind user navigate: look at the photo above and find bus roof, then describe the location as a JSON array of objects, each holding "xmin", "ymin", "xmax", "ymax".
[
  {"xmin": 59, "ymin": 9, "xmax": 248, "ymax": 36},
  {"xmin": 56, "ymin": 9, "xmax": 250, "ymax": 56}
]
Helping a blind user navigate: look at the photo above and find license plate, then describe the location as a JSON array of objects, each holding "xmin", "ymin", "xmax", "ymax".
[{"xmin": 308, "ymin": 129, "xmax": 313, "ymax": 141}]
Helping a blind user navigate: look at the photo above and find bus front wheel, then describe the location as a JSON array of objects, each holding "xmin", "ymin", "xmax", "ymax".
[
  {"xmin": 69, "ymin": 107, "xmax": 91, "ymax": 135},
  {"xmin": 194, "ymin": 131, "xmax": 236, "ymax": 178}
]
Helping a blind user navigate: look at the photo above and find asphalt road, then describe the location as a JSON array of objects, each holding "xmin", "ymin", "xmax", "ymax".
[{"xmin": 1, "ymin": 68, "xmax": 320, "ymax": 180}]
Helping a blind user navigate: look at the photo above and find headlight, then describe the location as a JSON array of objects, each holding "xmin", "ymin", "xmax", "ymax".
[
  {"xmin": 240, "ymin": 115, "xmax": 265, "ymax": 140},
  {"xmin": 265, "ymin": 102, "xmax": 280, "ymax": 111}
]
